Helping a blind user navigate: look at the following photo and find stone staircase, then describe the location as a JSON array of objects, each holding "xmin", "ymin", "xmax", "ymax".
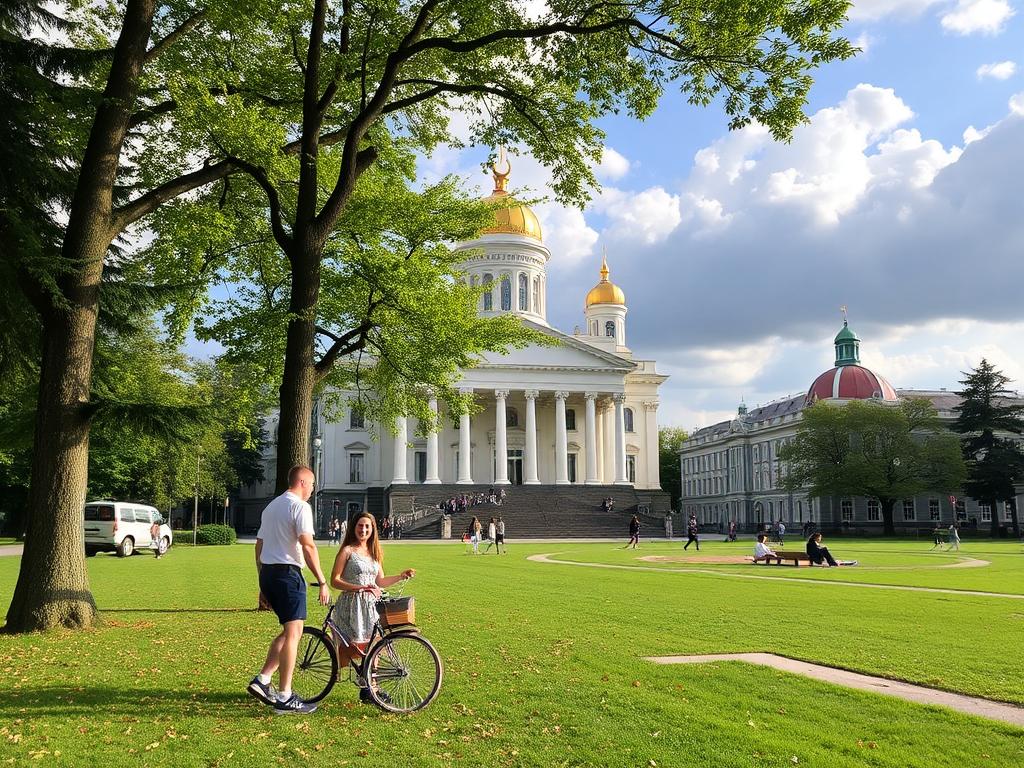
[{"xmin": 386, "ymin": 483, "xmax": 672, "ymax": 539}]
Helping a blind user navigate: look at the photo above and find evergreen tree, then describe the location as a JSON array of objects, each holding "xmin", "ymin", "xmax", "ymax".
[
  {"xmin": 658, "ymin": 427, "xmax": 688, "ymax": 509},
  {"xmin": 952, "ymin": 359, "xmax": 1024, "ymax": 537}
]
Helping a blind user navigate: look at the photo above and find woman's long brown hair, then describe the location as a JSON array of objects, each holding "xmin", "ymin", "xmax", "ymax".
[{"xmin": 340, "ymin": 511, "xmax": 384, "ymax": 566}]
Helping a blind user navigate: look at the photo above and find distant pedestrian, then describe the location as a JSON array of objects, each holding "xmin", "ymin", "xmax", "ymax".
[
  {"xmin": 776, "ymin": 520, "xmax": 786, "ymax": 546},
  {"xmin": 149, "ymin": 519, "xmax": 163, "ymax": 559},
  {"xmin": 470, "ymin": 516, "xmax": 482, "ymax": 554},
  {"xmin": 947, "ymin": 523, "xmax": 961, "ymax": 551},
  {"xmin": 727, "ymin": 519, "xmax": 737, "ymax": 542},
  {"xmin": 684, "ymin": 515, "xmax": 700, "ymax": 551},
  {"xmin": 495, "ymin": 517, "xmax": 506, "ymax": 554},
  {"xmin": 498, "ymin": 487, "xmax": 506, "ymax": 506},
  {"xmin": 484, "ymin": 517, "xmax": 498, "ymax": 553},
  {"xmin": 931, "ymin": 525, "xmax": 945, "ymax": 549},
  {"xmin": 627, "ymin": 515, "xmax": 640, "ymax": 549}
]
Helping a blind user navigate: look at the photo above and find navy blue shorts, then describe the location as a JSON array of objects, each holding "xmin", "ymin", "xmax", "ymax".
[{"xmin": 259, "ymin": 565, "xmax": 306, "ymax": 624}]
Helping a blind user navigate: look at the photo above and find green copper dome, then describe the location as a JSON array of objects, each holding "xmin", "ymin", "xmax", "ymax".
[{"xmin": 834, "ymin": 320, "xmax": 860, "ymax": 366}]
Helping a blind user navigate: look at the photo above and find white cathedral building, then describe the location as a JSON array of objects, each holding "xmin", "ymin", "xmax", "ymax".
[{"xmin": 238, "ymin": 161, "xmax": 668, "ymax": 530}]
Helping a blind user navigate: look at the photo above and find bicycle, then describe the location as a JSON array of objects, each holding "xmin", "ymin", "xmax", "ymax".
[{"xmin": 290, "ymin": 582, "xmax": 443, "ymax": 713}]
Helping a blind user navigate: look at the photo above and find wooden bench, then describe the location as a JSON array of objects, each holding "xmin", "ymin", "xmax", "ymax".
[{"xmin": 755, "ymin": 550, "xmax": 811, "ymax": 567}]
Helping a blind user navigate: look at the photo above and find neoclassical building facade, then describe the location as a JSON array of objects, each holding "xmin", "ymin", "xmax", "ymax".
[
  {"xmin": 679, "ymin": 320, "xmax": 1022, "ymax": 533},
  {"xmin": 238, "ymin": 160, "xmax": 667, "ymax": 528}
]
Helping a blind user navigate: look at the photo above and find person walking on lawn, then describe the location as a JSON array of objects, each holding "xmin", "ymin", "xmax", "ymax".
[
  {"xmin": 249, "ymin": 465, "xmax": 331, "ymax": 715},
  {"xmin": 627, "ymin": 515, "xmax": 641, "ymax": 549},
  {"xmin": 684, "ymin": 514, "xmax": 700, "ymax": 551}
]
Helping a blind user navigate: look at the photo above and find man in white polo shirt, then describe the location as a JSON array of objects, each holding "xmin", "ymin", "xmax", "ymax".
[{"xmin": 248, "ymin": 465, "xmax": 330, "ymax": 714}]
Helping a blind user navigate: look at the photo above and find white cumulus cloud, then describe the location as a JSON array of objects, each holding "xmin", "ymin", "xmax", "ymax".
[
  {"xmin": 595, "ymin": 147, "xmax": 631, "ymax": 181},
  {"xmin": 977, "ymin": 60, "xmax": 1017, "ymax": 79},
  {"xmin": 940, "ymin": 0, "xmax": 1015, "ymax": 35}
]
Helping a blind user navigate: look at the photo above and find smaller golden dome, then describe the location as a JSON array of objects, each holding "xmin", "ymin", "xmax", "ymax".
[
  {"xmin": 585, "ymin": 254, "xmax": 626, "ymax": 307},
  {"xmin": 481, "ymin": 151, "xmax": 542, "ymax": 241}
]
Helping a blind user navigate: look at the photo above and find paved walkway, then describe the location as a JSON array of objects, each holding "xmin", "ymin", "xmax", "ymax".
[
  {"xmin": 526, "ymin": 553, "xmax": 1024, "ymax": 600},
  {"xmin": 0, "ymin": 545, "xmax": 23, "ymax": 558},
  {"xmin": 645, "ymin": 653, "xmax": 1024, "ymax": 728}
]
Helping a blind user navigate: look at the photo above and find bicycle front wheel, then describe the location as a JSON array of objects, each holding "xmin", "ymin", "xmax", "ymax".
[
  {"xmin": 366, "ymin": 632, "xmax": 443, "ymax": 713},
  {"xmin": 292, "ymin": 626, "xmax": 338, "ymax": 704}
]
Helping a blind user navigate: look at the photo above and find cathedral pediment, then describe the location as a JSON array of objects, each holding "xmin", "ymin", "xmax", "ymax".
[{"xmin": 475, "ymin": 320, "xmax": 635, "ymax": 372}]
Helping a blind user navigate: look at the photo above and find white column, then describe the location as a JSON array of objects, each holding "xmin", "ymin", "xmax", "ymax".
[
  {"xmin": 613, "ymin": 394, "xmax": 629, "ymax": 485},
  {"xmin": 644, "ymin": 400, "xmax": 660, "ymax": 489},
  {"xmin": 554, "ymin": 391, "xmax": 569, "ymax": 485},
  {"xmin": 494, "ymin": 389, "xmax": 510, "ymax": 485},
  {"xmin": 595, "ymin": 401, "xmax": 605, "ymax": 483},
  {"xmin": 392, "ymin": 416, "xmax": 409, "ymax": 484},
  {"xmin": 425, "ymin": 396, "xmax": 441, "ymax": 484},
  {"xmin": 457, "ymin": 388, "xmax": 473, "ymax": 484},
  {"xmin": 584, "ymin": 392, "xmax": 600, "ymax": 485},
  {"xmin": 524, "ymin": 389, "xmax": 540, "ymax": 484}
]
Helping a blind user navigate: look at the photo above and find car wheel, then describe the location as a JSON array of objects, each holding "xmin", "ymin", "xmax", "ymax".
[
  {"xmin": 85, "ymin": 548, "xmax": 97, "ymax": 557},
  {"xmin": 159, "ymin": 536, "xmax": 170, "ymax": 555},
  {"xmin": 118, "ymin": 537, "xmax": 135, "ymax": 557}
]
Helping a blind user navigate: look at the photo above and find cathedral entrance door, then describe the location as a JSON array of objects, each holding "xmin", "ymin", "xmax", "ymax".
[{"xmin": 507, "ymin": 450, "xmax": 524, "ymax": 485}]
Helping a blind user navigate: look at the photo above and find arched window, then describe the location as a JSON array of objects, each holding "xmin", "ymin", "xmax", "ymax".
[
  {"xmin": 532, "ymin": 277, "xmax": 540, "ymax": 313},
  {"xmin": 605, "ymin": 321, "xmax": 615, "ymax": 338},
  {"xmin": 500, "ymin": 275, "xmax": 512, "ymax": 310},
  {"xmin": 506, "ymin": 407, "xmax": 518, "ymax": 428},
  {"xmin": 482, "ymin": 273, "xmax": 493, "ymax": 310},
  {"xmin": 624, "ymin": 407, "xmax": 634, "ymax": 433},
  {"xmin": 518, "ymin": 274, "xmax": 528, "ymax": 311}
]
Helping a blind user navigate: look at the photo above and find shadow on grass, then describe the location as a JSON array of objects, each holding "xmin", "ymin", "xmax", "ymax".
[
  {"xmin": 102, "ymin": 608, "xmax": 258, "ymax": 614},
  {"xmin": 0, "ymin": 686, "xmax": 266, "ymax": 718}
]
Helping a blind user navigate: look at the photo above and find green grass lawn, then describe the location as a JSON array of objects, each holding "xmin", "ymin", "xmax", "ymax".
[{"xmin": 1, "ymin": 539, "xmax": 1022, "ymax": 767}]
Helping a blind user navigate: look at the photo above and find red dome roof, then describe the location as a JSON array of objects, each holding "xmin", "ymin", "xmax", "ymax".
[{"xmin": 806, "ymin": 365, "xmax": 898, "ymax": 404}]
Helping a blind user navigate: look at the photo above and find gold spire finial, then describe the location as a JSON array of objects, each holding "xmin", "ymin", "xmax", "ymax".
[
  {"xmin": 600, "ymin": 247, "xmax": 610, "ymax": 282},
  {"xmin": 491, "ymin": 146, "xmax": 511, "ymax": 194}
]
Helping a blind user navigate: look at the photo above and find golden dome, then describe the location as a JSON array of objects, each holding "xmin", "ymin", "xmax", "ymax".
[
  {"xmin": 481, "ymin": 152, "xmax": 542, "ymax": 241},
  {"xmin": 585, "ymin": 254, "xmax": 626, "ymax": 307}
]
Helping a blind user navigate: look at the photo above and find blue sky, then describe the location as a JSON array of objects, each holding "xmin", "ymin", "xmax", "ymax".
[{"xmin": 420, "ymin": 0, "xmax": 1024, "ymax": 432}]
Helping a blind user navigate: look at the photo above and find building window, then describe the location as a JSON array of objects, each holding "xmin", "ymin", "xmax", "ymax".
[
  {"xmin": 980, "ymin": 504, "xmax": 991, "ymax": 522},
  {"xmin": 903, "ymin": 500, "xmax": 915, "ymax": 521},
  {"xmin": 533, "ymin": 277, "xmax": 540, "ymax": 313},
  {"xmin": 500, "ymin": 275, "xmax": 512, "ymax": 310},
  {"xmin": 1004, "ymin": 502, "xmax": 1013, "ymax": 521},
  {"xmin": 867, "ymin": 499, "xmax": 880, "ymax": 522},
  {"xmin": 350, "ymin": 410, "xmax": 365, "ymax": 430},
  {"xmin": 506, "ymin": 407, "xmax": 518, "ymax": 428},
  {"xmin": 624, "ymin": 408, "xmax": 634, "ymax": 433},
  {"xmin": 929, "ymin": 499, "xmax": 940, "ymax": 521},
  {"xmin": 955, "ymin": 499, "xmax": 966, "ymax": 520},
  {"xmin": 349, "ymin": 453, "xmax": 364, "ymax": 484},
  {"xmin": 605, "ymin": 320, "xmax": 615, "ymax": 338},
  {"xmin": 415, "ymin": 451, "xmax": 427, "ymax": 483},
  {"xmin": 482, "ymin": 274, "xmax": 493, "ymax": 310},
  {"xmin": 797, "ymin": 500, "xmax": 803, "ymax": 521},
  {"xmin": 565, "ymin": 408, "xmax": 576, "ymax": 431},
  {"xmin": 626, "ymin": 455, "xmax": 636, "ymax": 484},
  {"xmin": 518, "ymin": 273, "xmax": 528, "ymax": 311},
  {"xmin": 568, "ymin": 453, "xmax": 578, "ymax": 483},
  {"xmin": 841, "ymin": 499, "xmax": 853, "ymax": 522}
]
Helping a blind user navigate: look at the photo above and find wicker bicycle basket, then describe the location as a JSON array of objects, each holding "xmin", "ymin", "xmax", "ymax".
[{"xmin": 376, "ymin": 596, "xmax": 416, "ymax": 627}]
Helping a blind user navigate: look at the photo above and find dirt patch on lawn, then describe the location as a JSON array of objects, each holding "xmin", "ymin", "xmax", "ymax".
[{"xmin": 638, "ymin": 555, "xmax": 751, "ymax": 565}]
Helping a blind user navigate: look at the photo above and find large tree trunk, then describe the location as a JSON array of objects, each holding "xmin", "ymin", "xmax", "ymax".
[
  {"xmin": 988, "ymin": 497, "xmax": 1000, "ymax": 537},
  {"xmin": 1009, "ymin": 497, "xmax": 1020, "ymax": 538},
  {"xmin": 4, "ymin": 0, "xmax": 156, "ymax": 633},
  {"xmin": 880, "ymin": 497, "xmax": 896, "ymax": 536},
  {"xmin": 5, "ymin": 311, "xmax": 101, "ymax": 630},
  {"xmin": 274, "ymin": 252, "xmax": 321, "ymax": 494}
]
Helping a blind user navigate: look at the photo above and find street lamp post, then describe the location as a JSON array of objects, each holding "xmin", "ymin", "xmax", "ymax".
[
  {"xmin": 313, "ymin": 435, "xmax": 323, "ymax": 535},
  {"xmin": 193, "ymin": 450, "xmax": 202, "ymax": 547}
]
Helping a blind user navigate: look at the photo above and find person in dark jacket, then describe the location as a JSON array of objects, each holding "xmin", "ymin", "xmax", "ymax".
[
  {"xmin": 627, "ymin": 516, "xmax": 640, "ymax": 549},
  {"xmin": 684, "ymin": 515, "xmax": 700, "ymax": 551},
  {"xmin": 805, "ymin": 532, "xmax": 857, "ymax": 567}
]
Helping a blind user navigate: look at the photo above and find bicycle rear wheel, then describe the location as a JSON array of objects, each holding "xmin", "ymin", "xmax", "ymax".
[
  {"xmin": 365, "ymin": 632, "xmax": 442, "ymax": 713},
  {"xmin": 292, "ymin": 626, "xmax": 338, "ymax": 704}
]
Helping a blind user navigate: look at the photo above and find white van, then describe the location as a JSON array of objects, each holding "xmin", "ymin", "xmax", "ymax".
[{"xmin": 84, "ymin": 501, "xmax": 172, "ymax": 557}]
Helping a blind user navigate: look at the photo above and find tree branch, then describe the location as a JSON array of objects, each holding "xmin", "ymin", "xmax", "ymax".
[
  {"xmin": 314, "ymin": 318, "xmax": 373, "ymax": 379},
  {"xmin": 144, "ymin": 9, "xmax": 207, "ymax": 63},
  {"xmin": 111, "ymin": 158, "xmax": 234, "ymax": 231}
]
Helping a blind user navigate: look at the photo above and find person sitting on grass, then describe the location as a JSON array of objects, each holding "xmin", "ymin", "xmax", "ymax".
[
  {"xmin": 806, "ymin": 532, "xmax": 857, "ymax": 567},
  {"xmin": 330, "ymin": 511, "xmax": 415, "ymax": 704},
  {"xmin": 752, "ymin": 533, "xmax": 778, "ymax": 564}
]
